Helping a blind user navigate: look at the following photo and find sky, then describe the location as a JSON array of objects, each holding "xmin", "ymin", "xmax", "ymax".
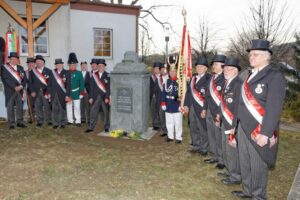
[{"xmin": 105, "ymin": 0, "xmax": 300, "ymax": 54}]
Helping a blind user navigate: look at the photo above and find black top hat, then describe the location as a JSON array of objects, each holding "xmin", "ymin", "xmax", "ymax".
[
  {"xmin": 211, "ymin": 54, "xmax": 226, "ymax": 64},
  {"xmin": 26, "ymin": 57, "xmax": 35, "ymax": 63},
  {"xmin": 81, "ymin": 61, "xmax": 87, "ymax": 65},
  {"xmin": 222, "ymin": 57, "xmax": 241, "ymax": 71},
  {"xmin": 159, "ymin": 62, "xmax": 165, "ymax": 69},
  {"xmin": 246, "ymin": 39, "xmax": 272, "ymax": 54},
  {"xmin": 98, "ymin": 59, "xmax": 107, "ymax": 66},
  {"xmin": 67, "ymin": 52, "xmax": 78, "ymax": 64},
  {"xmin": 90, "ymin": 58, "xmax": 98, "ymax": 65},
  {"xmin": 195, "ymin": 57, "xmax": 208, "ymax": 67},
  {"xmin": 8, "ymin": 52, "xmax": 19, "ymax": 59},
  {"xmin": 153, "ymin": 62, "xmax": 161, "ymax": 68},
  {"xmin": 54, "ymin": 58, "xmax": 64, "ymax": 65},
  {"xmin": 35, "ymin": 55, "xmax": 45, "ymax": 63}
]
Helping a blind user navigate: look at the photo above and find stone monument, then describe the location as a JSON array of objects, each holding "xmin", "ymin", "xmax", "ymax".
[{"xmin": 110, "ymin": 51, "xmax": 153, "ymax": 139}]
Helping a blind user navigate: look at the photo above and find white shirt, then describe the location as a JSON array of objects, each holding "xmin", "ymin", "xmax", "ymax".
[
  {"xmin": 248, "ymin": 65, "xmax": 268, "ymax": 82},
  {"xmin": 82, "ymin": 71, "xmax": 87, "ymax": 78},
  {"xmin": 37, "ymin": 66, "xmax": 44, "ymax": 73},
  {"xmin": 11, "ymin": 64, "xmax": 17, "ymax": 71},
  {"xmin": 225, "ymin": 74, "xmax": 238, "ymax": 89},
  {"xmin": 214, "ymin": 72, "xmax": 222, "ymax": 80},
  {"xmin": 196, "ymin": 74, "xmax": 204, "ymax": 83}
]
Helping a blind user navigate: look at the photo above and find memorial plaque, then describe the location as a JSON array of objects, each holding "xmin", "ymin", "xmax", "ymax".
[{"xmin": 116, "ymin": 87, "xmax": 133, "ymax": 113}]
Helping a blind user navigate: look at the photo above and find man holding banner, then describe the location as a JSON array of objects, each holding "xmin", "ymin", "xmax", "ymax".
[
  {"xmin": 1, "ymin": 52, "xmax": 27, "ymax": 129},
  {"xmin": 232, "ymin": 39, "xmax": 286, "ymax": 199}
]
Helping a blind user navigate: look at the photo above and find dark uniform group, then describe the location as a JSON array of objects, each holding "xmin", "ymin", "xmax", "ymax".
[
  {"xmin": 1, "ymin": 39, "xmax": 286, "ymax": 200},
  {"xmin": 150, "ymin": 39, "xmax": 286, "ymax": 200},
  {"xmin": 0, "ymin": 52, "xmax": 110, "ymax": 133}
]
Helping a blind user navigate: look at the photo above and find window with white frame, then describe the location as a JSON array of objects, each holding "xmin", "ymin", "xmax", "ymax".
[
  {"xmin": 19, "ymin": 17, "xmax": 49, "ymax": 56},
  {"xmin": 94, "ymin": 28, "xmax": 112, "ymax": 58}
]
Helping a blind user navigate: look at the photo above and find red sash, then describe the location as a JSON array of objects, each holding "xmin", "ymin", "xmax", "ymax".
[
  {"xmin": 190, "ymin": 76, "xmax": 205, "ymax": 107},
  {"xmin": 220, "ymin": 97, "xmax": 234, "ymax": 126},
  {"xmin": 241, "ymin": 79, "xmax": 278, "ymax": 143},
  {"xmin": 209, "ymin": 75, "xmax": 222, "ymax": 106},
  {"xmin": 92, "ymin": 72, "xmax": 106, "ymax": 93},
  {"xmin": 4, "ymin": 63, "xmax": 22, "ymax": 84},
  {"xmin": 52, "ymin": 70, "xmax": 66, "ymax": 93},
  {"xmin": 32, "ymin": 68, "xmax": 48, "ymax": 86}
]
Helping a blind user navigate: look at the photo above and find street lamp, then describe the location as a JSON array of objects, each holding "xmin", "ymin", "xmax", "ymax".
[{"xmin": 165, "ymin": 26, "xmax": 170, "ymax": 64}]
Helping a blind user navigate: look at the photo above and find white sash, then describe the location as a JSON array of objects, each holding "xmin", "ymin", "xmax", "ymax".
[
  {"xmin": 92, "ymin": 72, "xmax": 106, "ymax": 93},
  {"xmin": 4, "ymin": 63, "xmax": 22, "ymax": 84},
  {"xmin": 52, "ymin": 70, "xmax": 66, "ymax": 93},
  {"xmin": 209, "ymin": 76, "xmax": 222, "ymax": 106},
  {"xmin": 190, "ymin": 76, "xmax": 205, "ymax": 107},
  {"xmin": 32, "ymin": 68, "xmax": 48, "ymax": 86}
]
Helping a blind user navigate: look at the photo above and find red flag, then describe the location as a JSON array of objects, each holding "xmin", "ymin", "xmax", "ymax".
[{"xmin": 179, "ymin": 25, "xmax": 192, "ymax": 80}]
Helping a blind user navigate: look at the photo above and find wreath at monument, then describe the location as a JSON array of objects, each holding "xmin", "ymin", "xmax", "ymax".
[{"xmin": 109, "ymin": 129, "xmax": 142, "ymax": 140}]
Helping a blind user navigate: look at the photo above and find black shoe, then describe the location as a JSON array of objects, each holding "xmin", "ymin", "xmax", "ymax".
[
  {"xmin": 53, "ymin": 125, "xmax": 59, "ymax": 129},
  {"xmin": 165, "ymin": 137, "xmax": 173, "ymax": 142},
  {"xmin": 217, "ymin": 172, "xmax": 229, "ymax": 178},
  {"xmin": 28, "ymin": 121, "xmax": 33, "ymax": 124},
  {"xmin": 188, "ymin": 149, "xmax": 199, "ymax": 154},
  {"xmin": 231, "ymin": 191, "xmax": 251, "ymax": 198},
  {"xmin": 48, "ymin": 122, "xmax": 52, "ymax": 126},
  {"xmin": 60, "ymin": 125, "xmax": 65, "ymax": 129},
  {"xmin": 222, "ymin": 178, "xmax": 241, "ymax": 185},
  {"xmin": 175, "ymin": 140, "xmax": 182, "ymax": 144},
  {"xmin": 104, "ymin": 129, "xmax": 109, "ymax": 133},
  {"xmin": 36, "ymin": 123, "xmax": 42, "ymax": 127},
  {"xmin": 67, "ymin": 122, "xmax": 72, "ymax": 125},
  {"xmin": 216, "ymin": 164, "xmax": 226, "ymax": 169},
  {"xmin": 81, "ymin": 121, "xmax": 86, "ymax": 124},
  {"xmin": 204, "ymin": 159, "xmax": 218, "ymax": 164},
  {"xmin": 76, "ymin": 123, "xmax": 81, "ymax": 127},
  {"xmin": 199, "ymin": 151, "xmax": 208, "ymax": 156},
  {"xmin": 17, "ymin": 123, "xmax": 27, "ymax": 128},
  {"xmin": 9, "ymin": 125, "xmax": 15, "ymax": 130},
  {"xmin": 160, "ymin": 133, "xmax": 167, "ymax": 137},
  {"xmin": 153, "ymin": 127, "xmax": 159, "ymax": 131},
  {"xmin": 85, "ymin": 129, "xmax": 93, "ymax": 133}
]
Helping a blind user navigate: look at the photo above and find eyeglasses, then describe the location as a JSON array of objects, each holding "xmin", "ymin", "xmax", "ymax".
[{"xmin": 248, "ymin": 53, "xmax": 265, "ymax": 58}]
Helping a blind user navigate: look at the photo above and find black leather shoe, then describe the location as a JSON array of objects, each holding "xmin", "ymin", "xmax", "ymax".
[
  {"xmin": 165, "ymin": 137, "xmax": 173, "ymax": 142},
  {"xmin": 204, "ymin": 159, "xmax": 218, "ymax": 164},
  {"xmin": 188, "ymin": 149, "xmax": 199, "ymax": 154},
  {"xmin": 175, "ymin": 140, "xmax": 182, "ymax": 144},
  {"xmin": 199, "ymin": 151, "xmax": 208, "ymax": 156},
  {"xmin": 67, "ymin": 122, "xmax": 72, "ymax": 125},
  {"xmin": 153, "ymin": 127, "xmax": 159, "ymax": 131},
  {"xmin": 60, "ymin": 125, "xmax": 65, "ymax": 129},
  {"xmin": 76, "ymin": 123, "xmax": 81, "ymax": 127},
  {"xmin": 231, "ymin": 191, "xmax": 251, "ymax": 198},
  {"xmin": 81, "ymin": 121, "xmax": 86, "ymax": 124},
  {"xmin": 53, "ymin": 125, "xmax": 59, "ymax": 129},
  {"xmin": 17, "ymin": 123, "xmax": 27, "ymax": 128},
  {"xmin": 48, "ymin": 122, "xmax": 52, "ymax": 126},
  {"xmin": 160, "ymin": 133, "xmax": 167, "ymax": 137},
  {"xmin": 222, "ymin": 178, "xmax": 241, "ymax": 185},
  {"xmin": 85, "ymin": 129, "xmax": 93, "ymax": 133},
  {"xmin": 9, "ymin": 125, "xmax": 15, "ymax": 130},
  {"xmin": 104, "ymin": 129, "xmax": 109, "ymax": 133},
  {"xmin": 217, "ymin": 172, "xmax": 229, "ymax": 178},
  {"xmin": 36, "ymin": 123, "xmax": 42, "ymax": 127},
  {"xmin": 216, "ymin": 164, "xmax": 226, "ymax": 169}
]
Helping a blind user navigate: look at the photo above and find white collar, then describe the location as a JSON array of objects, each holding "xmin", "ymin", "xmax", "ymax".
[{"xmin": 226, "ymin": 75, "xmax": 238, "ymax": 86}]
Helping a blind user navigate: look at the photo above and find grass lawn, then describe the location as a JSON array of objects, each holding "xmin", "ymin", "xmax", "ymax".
[{"xmin": 0, "ymin": 119, "xmax": 299, "ymax": 200}]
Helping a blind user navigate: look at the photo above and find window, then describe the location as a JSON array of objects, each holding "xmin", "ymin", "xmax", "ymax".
[
  {"xmin": 94, "ymin": 28, "xmax": 112, "ymax": 58},
  {"xmin": 19, "ymin": 17, "xmax": 49, "ymax": 56}
]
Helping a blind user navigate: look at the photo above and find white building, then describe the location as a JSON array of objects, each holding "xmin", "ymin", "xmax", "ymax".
[{"xmin": 0, "ymin": 0, "xmax": 140, "ymax": 71}]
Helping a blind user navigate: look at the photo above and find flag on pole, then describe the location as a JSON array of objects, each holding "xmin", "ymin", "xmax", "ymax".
[
  {"xmin": 179, "ymin": 24, "xmax": 192, "ymax": 80},
  {"xmin": 5, "ymin": 26, "xmax": 20, "ymax": 63}
]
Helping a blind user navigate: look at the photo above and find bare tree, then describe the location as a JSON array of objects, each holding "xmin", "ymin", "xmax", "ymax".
[{"xmin": 229, "ymin": 0, "xmax": 296, "ymax": 67}]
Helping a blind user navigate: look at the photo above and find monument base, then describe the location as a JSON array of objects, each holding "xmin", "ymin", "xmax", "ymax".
[{"xmin": 96, "ymin": 127, "xmax": 157, "ymax": 141}]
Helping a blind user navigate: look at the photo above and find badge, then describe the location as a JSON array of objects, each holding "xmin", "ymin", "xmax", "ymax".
[
  {"xmin": 255, "ymin": 84, "xmax": 263, "ymax": 94},
  {"xmin": 200, "ymin": 88, "xmax": 205, "ymax": 93},
  {"xmin": 227, "ymin": 98, "xmax": 233, "ymax": 103},
  {"xmin": 216, "ymin": 86, "xmax": 221, "ymax": 91},
  {"xmin": 104, "ymin": 79, "xmax": 108, "ymax": 83}
]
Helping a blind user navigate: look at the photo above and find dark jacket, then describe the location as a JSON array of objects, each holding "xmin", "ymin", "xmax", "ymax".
[
  {"xmin": 1, "ymin": 64, "xmax": 27, "ymax": 106},
  {"xmin": 237, "ymin": 65, "xmax": 286, "ymax": 167},
  {"xmin": 28, "ymin": 66, "xmax": 52, "ymax": 95},
  {"xmin": 161, "ymin": 78, "xmax": 180, "ymax": 113},
  {"xmin": 89, "ymin": 71, "xmax": 110, "ymax": 100}
]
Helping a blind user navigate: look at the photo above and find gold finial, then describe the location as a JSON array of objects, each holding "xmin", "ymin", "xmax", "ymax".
[{"xmin": 182, "ymin": 7, "xmax": 187, "ymax": 25}]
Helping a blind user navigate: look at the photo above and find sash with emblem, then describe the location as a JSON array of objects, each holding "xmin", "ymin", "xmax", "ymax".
[
  {"xmin": 52, "ymin": 70, "xmax": 66, "ymax": 93},
  {"xmin": 92, "ymin": 72, "xmax": 107, "ymax": 94},
  {"xmin": 32, "ymin": 68, "xmax": 48, "ymax": 86},
  {"xmin": 190, "ymin": 76, "xmax": 205, "ymax": 107},
  {"xmin": 4, "ymin": 63, "xmax": 22, "ymax": 84},
  {"xmin": 209, "ymin": 75, "xmax": 222, "ymax": 106},
  {"xmin": 241, "ymin": 79, "xmax": 278, "ymax": 145}
]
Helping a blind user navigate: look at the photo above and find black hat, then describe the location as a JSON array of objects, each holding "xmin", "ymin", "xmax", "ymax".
[
  {"xmin": 211, "ymin": 54, "xmax": 226, "ymax": 64},
  {"xmin": 90, "ymin": 58, "xmax": 98, "ymax": 65},
  {"xmin": 26, "ymin": 57, "xmax": 35, "ymax": 63},
  {"xmin": 67, "ymin": 52, "xmax": 78, "ymax": 64},
  {"xmin": 35, "ymin": 55, "xmax": 45, "ymax": 63},
  {"xmin": 195, "ymin": 57, "xmax": 208, "ymax": 67},
  {"xmin": 246, "ymin": 39, "xmax": 272, "ymax": 54},
  {"xmin": 222, "ymin": 57, "xmax": 241, "ymax": 71},
  {"xmin": 159, "ymin": 62, "xmax": 165, "ymax": 69},
  {"xmin": 54, "ymin": 58, "xmax": 64, "ymax": 65},
  {"xmin": 98, "ymin": 59, "xmax": 106, "ymax": 66},
  {"xmin": 81, "ymin": 61, "xmax": 87, "ymax": 65},
  {"xmin": 8, "ymin": 52, "xmax": 19, "ymax": 59},
  {"xmin": 153, "ymin": 62, "xmax": 161, "ymax": 68}
]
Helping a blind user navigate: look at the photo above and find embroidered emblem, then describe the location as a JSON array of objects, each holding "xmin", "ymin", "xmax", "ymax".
[{"xmin": 255, "ymin": 84, "xmax": 263, "ymax": 94}]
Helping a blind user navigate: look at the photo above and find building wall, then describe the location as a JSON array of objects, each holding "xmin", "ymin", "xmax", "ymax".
[
  {"xmin": 0, "ymin": 0, "xmax": 70, "ymax": 69},
  {"xmin": 70, "ymin": 9, "xmax": 136, "ymax": 72}
]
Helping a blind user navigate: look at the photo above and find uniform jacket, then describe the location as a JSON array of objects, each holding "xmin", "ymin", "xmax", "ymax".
[
  {"xmin": 1, "ymin": 64, "xmax": 27, "ymax": 106},
  {"xmin": 206, "ymin": 73, "xmax": 225, "ymax": 118},
  {"xmin": 184, "ymin": 73, "xmax": 211, "ymax": 118},
  {"xmin": 28, "ymin": 66, "xmax": 52, "ymax": 96},
  {"xmin": 68, "ymin": 70, "xmax": 84, "ymax": 100},
  {"xmin": 89, "ymin": 70, "xmax": 110, "ymax": 101},
  {"xmin": 161, "ymin": 77, "xmax": 180, "ymax": 113},
  {"xmin": 237, "ymin": 65, "xmax": 286, "ymax": 167}
]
